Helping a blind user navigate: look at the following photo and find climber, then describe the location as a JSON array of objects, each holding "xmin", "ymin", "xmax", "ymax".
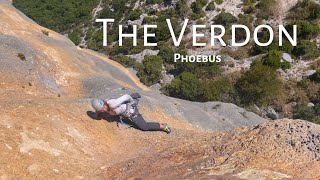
[{"xmin": 91, "ymin": 93, "xmax": 172, "ymax": 134}]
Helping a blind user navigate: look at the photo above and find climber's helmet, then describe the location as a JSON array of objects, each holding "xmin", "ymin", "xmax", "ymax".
[{"xmin": 91, "ymin": 99, "xmax": 108, "ymax": 112}]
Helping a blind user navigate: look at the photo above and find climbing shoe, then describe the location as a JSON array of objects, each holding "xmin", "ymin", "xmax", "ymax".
[{"xmin": 162, "ymin": 123, "xmax": 172, "ymax": 134}]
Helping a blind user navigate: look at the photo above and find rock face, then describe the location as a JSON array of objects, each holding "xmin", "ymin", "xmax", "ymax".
[
  {"xmin": 274, "ymin": 0, "xmax": 299, "ymax": 17},
  {"xmin": 127, "ymin": 13, "xmax": 148, "ymax": 27},
  {"xmin": 127, "ymin": 49, "xmax": 159, "ymax": 63},
  {"xmin": 83, "ymin": 76, "xmax": 266, "ymax": 131},
  {"xmin": 0, "ymin": 1, "xmax": 320, "ymax": 179},
  {"xmin": 265, "ymin": 106, "xmax": 280, "ymax": 120},
  {"xmin": 0, "ymin": 0, "xmax": 265, "ymax": 132},
  {"xmin": 282, "ymin": 53, "xmax": 294, "ymax": 63},
  {"xmin": 98, "ymin": 119, "xmax": 320, "ymax": 179}
]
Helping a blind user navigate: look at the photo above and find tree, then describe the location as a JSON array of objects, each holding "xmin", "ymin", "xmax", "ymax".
[
  {"xmin": 202, "ymin": 77, "xmax": 236, "ymax": 102},
  {"xmin": 13, "ymin": 0, "xmax": 98, "ymax": 32},
  {"xmin": 292, "ymin": 40, "xmax": 320, "ymax": 60},
  {"xmin": 164, "ymin": 0, "xmax": 173, "ymax": 6},
  {"xmin": 256, "ymin": 0, "xmax": 275, "ymax": 20},
  {"xmin": 128, "ymin": 9, "xmax": 142, "ymax": 21},
  {"xmin": 68, "ymin": 31, "xmax": 81, "ymax": 46},
  {"xmin": 191, "ymin": 0, "xmax": 207, "ymax": 18},
  {"xmin": 156, "ymin": 15, "xmax": 178, "ymax": 42},
  {"xmin": 205, "ymin": 1, "xmax": 215, "ymax": 11},
  {"xmin": 263, "ymin": 50, "xmax": 281, "ymax": 69},
  {"xmin": 158, "ymin": 42, "xmax": 174, "ymax": 63},
  {"xmin": 176, "ymin": 0, "xmax": 190, "ymax": 17},
  {"xmin": 146, "ymin": 0, "xmax": 163, "ymax": 4},
  {"xmin": 310, "ymin": 69, "xmax": 320, "ymax": 83},
  {"xmin": 286, "ymin": 20, "xmax": 320, "ymax": 39},
  {"xmin": 137, "ymin": 56, "xmax": 164, "ymax": 86},
  {"xmin": 294, "ymin": 104, "xmax": 320, "ymax": 124},
  {"xmin": 113, "ymin": 56, "xmax": 140, "ymax": 68},
  {"xmin": 215, "ymin": 0, "xmax": 224, "ymax": 5},
  {"xmin": 164, "ymin": 72, "xmax": 203, "ymax": 101},
  {"xmin": 236, "ymin": 61, "xmax": 283, "ymax": 106},
  {"xmin": 288, "ymin": 0, "xmax": 320, "ymax": 20},
  {"xmin": 215, "ymin": 12, "xmax": 237, "ymax": 27}
]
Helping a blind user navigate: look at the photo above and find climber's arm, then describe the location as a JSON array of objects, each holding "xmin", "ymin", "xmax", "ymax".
[{"xmin": 108, "ymin": 94, "xmax": 134, "ymax": 109}]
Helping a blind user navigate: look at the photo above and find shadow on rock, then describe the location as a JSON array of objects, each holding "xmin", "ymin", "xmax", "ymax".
[
  {"xmin": 87, "ymin": 111, "xmax": 139, "ymax": 129},
  {"xmin": 86, "ymin": 111, "xmax": 119, "ymax": 122}
]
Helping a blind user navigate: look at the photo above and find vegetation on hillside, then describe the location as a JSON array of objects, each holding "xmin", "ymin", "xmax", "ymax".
[
  {"xmin": 12, "ymin": 0, "xmax": 320, "ymax": 122},
  {"xmin": 13, "ymin": 0, "xmax": 98, "ymax": 32}
]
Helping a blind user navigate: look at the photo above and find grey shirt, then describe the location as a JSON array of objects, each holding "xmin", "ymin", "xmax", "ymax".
[{"xmin": 105, "ymin": 94, "xmax": 135, "ymax": 117}]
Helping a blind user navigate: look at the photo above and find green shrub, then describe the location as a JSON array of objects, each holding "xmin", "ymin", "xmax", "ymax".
[
  {"xmin": 176, "ymin": 0, "xmax": 190, "ymax": 17},
  {"xmin": 41, "ymin": 30, "xmax": 49, "ymax": 36},
  {"xmin": 143, "ymin": 16, "xmax": 157, "ymax": 24},
  {"xmin": 17, "ymin": 53, "xmax": 26, "ymax": 61},
  {"xmin": 288, "ymin": 0, "xmax": 320, "ymax": 20},
  {"xmin": 68, "ymin": 31, "xmax": 81, "ymax": 46},
  {"xmin": 191, "ymin": 2, "xmax": 204, "ymax": 17},
  {"xmin": 294, "ymin": 105, "xmax": 316, "ymax": 119},
  {"xmin": 309, "ymin": 69, "xmax": 320, "ymax": 83},
  {"xmin": 176, "ymin": 60, "xmax": 222, "ymax": 78},
  {"xmin": 13, "ymin": 0, "xmax": 98, "ymax": 32},
  {"xmin": 263, "ymin": 50, "xmax": 282, "ymax": 69},
  {"xmin": 243, "ymin": 5, "xmax": 255, "ymax": 14},
  {"xmin": 214, "ymin": 12, "xmax": 237, "ymax": 27},
  {"xmin": 191, "ymin": 0, "xmax": 208, "ymax": 19},
  {"xmin": 236, "ymin": 61, "xmax": 283, "ymax": 106},
  {"xmin": 158, "ymin": 42, "xmax": 175, "ymax": 63},
  {"xmin": 195, "ymin": 63, "xmax": 221, "ymax": 78},
  {"xmin": 310, "ymin": 2, "xmax": 320, "ymax": 19},
  {"xmin": 129, "ymin": 39, "xmax": 145, "ymax": 54},
  {"xmin": 114, "ymin": 56, "xmax": 140, "ymax": 69},
  {"xmin": 286, "ymin": 20, "xmax": 320, "ymax": 39},
  {"xmin": 215, "ymin": 0, "xmax": 224, "ymax": 5},
  {"xmin": 163, "ymin": 0, "xmax": 173, "ymax": 6},
  {"xmin": 146, "ymin": 0, "xmax": 163, "ymax": 4},
  {"xmin": 164, "ymin": 72, "xmax": 203, "ymax": 101},
  {"xmin": 137, "ymin": 55, "xmax": 163, "ymax": 86},
  {"xmin": 294, "ymin": 104, "xmax": 320, "ymax": 124},
  {"xmin": 280, "ymin": 61, "xmax": 291, "ymax": 70},
  {"xmin": 243, "ymin": 0, "xmax": 256, "ymax": 14},
  {"xmin": 221, "ymin": 47, "xmax": 250, "ymax": 60},
  {"xmin": 251, "ymin": 27, "xmax": 279, "ymax": 54},
  {"xmin": 97, "ymin": 0, "xmax": 128, "ymax": 24},
  {"xmin": 156, "ymin": 15, "xmax": 179, "ymax": 42},
  {"xmin": 128, "ymin": 9, "xmax": 142, "ymax": 21},
  {"xmin": 256, "ymin": 0, "xmax": 275, "ymax": 20},
  {"xmin": 297, "ymin": 79, "xmax": 320, "ymax": 103},
  {"xmin": 234, "ymin": 14, "xmax": 253, "ymax": 41},
  {"xmin": 316, "ymin": 104, "xmax": 320, "ymax": 114},
  {"xmin": 198, "ymin": 0, "xmax": 208, "ymax": 6},
  {"xmin": 202, "ymin": 77, "xmax": 236, "ymax": 102},
  {"xmin": 108, "ymin": 44, "xmax": 131, "ymax": 56},
  {"xmin": 107, "ymin": 38, "xmax": 142, "ymax": 56},
  {"xmin": 205, "ymin": 1, "xmax": 215, "ymax": 11},
  {"xmin": 292, "ymin": 40, "xmax": 320, "ymax": 60},
  {"xmin": 243, "ymin": 0, "xmax": 256, "ymax": 6},
  {"xmin": 279, "ymin": 40, "xmax": 294, "ymax": 55},
  {"xmin": 86, "ymin": 30, "xmax": 104, "ymax": 51}
]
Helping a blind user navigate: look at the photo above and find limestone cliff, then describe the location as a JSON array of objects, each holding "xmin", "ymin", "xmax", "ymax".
[{"xmin": 0, "ymin": 0, "xmax": 319, "ymax": 179}]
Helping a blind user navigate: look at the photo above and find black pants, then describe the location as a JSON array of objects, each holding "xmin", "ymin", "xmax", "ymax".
[{"xmin": 128, "ymin": 109, "xmax": 162, "ymax": 131}]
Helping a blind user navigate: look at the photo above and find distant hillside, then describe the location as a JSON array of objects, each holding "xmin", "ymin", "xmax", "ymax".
[{"xmin": 12, "ymin": 0, "xmax": 320, "ymax": 122}]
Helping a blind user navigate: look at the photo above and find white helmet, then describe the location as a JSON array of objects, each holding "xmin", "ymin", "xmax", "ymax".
[{"xmin": 91, "ymin": 99, "xmax": 104, "ymax": 112}]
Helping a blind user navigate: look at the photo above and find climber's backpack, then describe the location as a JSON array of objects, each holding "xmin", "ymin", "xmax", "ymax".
[{"xmin": 117, "ymin": 93, "xmax": 142, "ymax": 128}]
